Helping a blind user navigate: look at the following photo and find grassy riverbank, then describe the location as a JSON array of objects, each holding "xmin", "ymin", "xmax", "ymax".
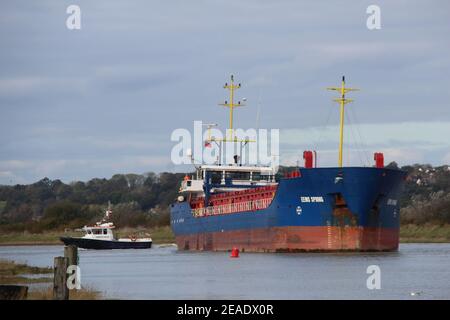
[
  {"xmin": 0, "ymin": 259, "xmax": 101, "ymax": 299},
  {"xmin": 0, "ymin": 259, "xmax": 52, "ymax": 284},
  {"xmin": 399, "ymin": 224, "xmax": 450, "ymax": 243},
  {"xmin": 27, "ymin": 286, "xmax": 101, "ymax": 300},
  {"xmin": 0, "ymin": 226, "xmax": 175, "ymax": 246}
]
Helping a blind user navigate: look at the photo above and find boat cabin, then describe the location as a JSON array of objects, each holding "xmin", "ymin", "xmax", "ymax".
[{"xmin": 81, "ymin": 222, "xmax": 115, "ymax": 241}]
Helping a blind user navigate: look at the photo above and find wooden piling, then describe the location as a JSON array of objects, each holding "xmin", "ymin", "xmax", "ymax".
[
  {"xmin": 64, "ymin": 245, "xmax": 78, "ymax": 266},
  {"xmin": 53, "ymin": 257, "xmax": 69, "ymax": 300},
  {"xmin": 64, "ymin": 245, "xmax": 79, "ymax": 292}
]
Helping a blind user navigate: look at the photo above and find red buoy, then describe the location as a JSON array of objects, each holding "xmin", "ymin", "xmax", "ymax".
[{"xmin": 230, "ymin": 247, "xmax": 240, "ymax": 258}]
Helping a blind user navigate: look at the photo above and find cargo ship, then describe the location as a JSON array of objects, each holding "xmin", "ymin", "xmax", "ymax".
[{"xmin": 170, "ymin": 76, "xmax": 406, "ymax": 252}]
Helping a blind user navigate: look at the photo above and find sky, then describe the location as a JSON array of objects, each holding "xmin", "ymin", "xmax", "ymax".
[{"xmin": 0, "ymin": 0, "xmax": 449, "ymax": 184}]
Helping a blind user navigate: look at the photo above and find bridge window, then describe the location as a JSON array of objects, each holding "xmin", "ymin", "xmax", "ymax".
[
  {"xmin": 209, "ymin": 171, "xmax": 222, "ymax": 184},
  {"xmin": 225, "ymin": 171, "xmax": 250, "ymax": 180}
]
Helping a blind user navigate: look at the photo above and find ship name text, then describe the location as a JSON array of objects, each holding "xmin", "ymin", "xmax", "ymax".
[{"xmin": 300, "ymin": 196, "xmax": 324, "ymax": 203}]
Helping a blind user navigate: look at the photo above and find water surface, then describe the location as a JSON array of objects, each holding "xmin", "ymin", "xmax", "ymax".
[{"xmin": 1, "ymin": 243, "xmax": 449, "ymax": 299}]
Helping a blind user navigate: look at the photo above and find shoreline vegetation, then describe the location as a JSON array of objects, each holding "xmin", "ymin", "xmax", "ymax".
[
  {"xmin": 0, "ymin": 259, "xmax": 101, "ymax": 299},
  {"xmin": 399, "ymin": 224, "xmax": 450, "ymax": 243},
  {"xmin": 0, "ymin": 225, "xmax": 449, "ymax": 246},
  {"xmin": 0, "ymin": 225, "xmax": 174, "ymax": 246}
]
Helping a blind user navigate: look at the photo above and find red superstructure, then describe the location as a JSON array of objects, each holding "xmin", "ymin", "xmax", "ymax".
[{"xmin": 190, "ymin": 185, "xmax": 277, "ymax": 217}]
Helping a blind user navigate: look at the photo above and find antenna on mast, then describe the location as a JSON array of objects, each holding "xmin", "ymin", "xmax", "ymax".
[
  {"xmin": 327, "ymin": 76, "xmax": 359, "ymax": 167},
  {"xmin": 219, "ymin": 75, "xmax": 246, "ymax": 141}
]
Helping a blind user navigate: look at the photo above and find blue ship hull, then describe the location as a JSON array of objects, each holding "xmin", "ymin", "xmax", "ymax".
[{"xmin": 170, "ymin": 167, "xmax": 406, "ymax": 252}]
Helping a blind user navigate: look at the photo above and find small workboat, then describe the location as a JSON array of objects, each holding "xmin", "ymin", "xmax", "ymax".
[{"xmin": 60, "ymin": 207, "xmax": 152, "ymax": 250}]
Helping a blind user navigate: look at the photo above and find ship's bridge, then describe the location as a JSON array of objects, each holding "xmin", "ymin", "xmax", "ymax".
[
  {"xmin": 178, "ymin": 75, "xmax": 277, "ymax": 196},
  {"xmin": 179, "ymin": 164, "xmax": 277, "ymax": 194}
]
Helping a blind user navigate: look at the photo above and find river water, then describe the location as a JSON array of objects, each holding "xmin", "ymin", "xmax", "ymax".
[{"xmin": 0, "ymin": 243, "xmax": 449, "ymax": 299}]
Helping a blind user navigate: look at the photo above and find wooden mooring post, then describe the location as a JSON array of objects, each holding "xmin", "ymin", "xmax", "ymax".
[
  {"xmin": 64, "ymin": 245, "xmax": 78, "ymax": 266},
  {"xmin": 53, "ymin": 245, "xmax": 79, "ymax": 300},
  {"xmin": 53, "ymin": 256, "xmax": 69, "ymax": 300},
  {"xmin": 65, "ymin": 244, "xmax": 79, "ymax": 293}
]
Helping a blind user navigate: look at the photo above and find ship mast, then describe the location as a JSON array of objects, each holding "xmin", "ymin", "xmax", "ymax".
[
  {"xmin": 327, "ymin": 76, "xmax": 359, "ymax": 167},
  {"xmin": 204, "ymin": 75, "xmax": 254, "ymax": 166},
  {"xmin": 219, "ymin": 75, "xmax": 246, "ymax": 141}
]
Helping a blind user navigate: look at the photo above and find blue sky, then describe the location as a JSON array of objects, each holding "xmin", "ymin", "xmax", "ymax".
[{"xmin": 1, "ymin": 1, "xmax": 449, "ymax": 184}]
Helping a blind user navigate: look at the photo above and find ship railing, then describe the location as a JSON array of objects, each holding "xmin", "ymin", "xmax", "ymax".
[{"xmin": 191, "ymin": 198, "xmax": 273, "ymax": 217}]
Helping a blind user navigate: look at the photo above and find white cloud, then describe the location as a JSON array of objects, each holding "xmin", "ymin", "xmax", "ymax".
[
  {"xmin": 281, "ymin": 121, "xmax": 450, "ymax": 148},
  {"xmin": 442, "ymin": 152, "xmax": 450, "ymax": 165},
  {"xmin": 0, "ymin": 160, "xmax": 33, "ymax": 170},
  {"xmin": 0, "ymin": 170, "xmax": 27, "ymax": 185},
  {"xmin": 0, "ymin": 77, "xmax": 88, "ymax": 98},
  {"xmin": 279, "ymin": 121, "xmax": 450, "ymax": 167},
  {"xmin": 1, "ymin": 1, "xmax": 449, "ymax": 183},
  {"xmin": 0, "ymin": 156, "xmax": 171, "ymax": 185}
]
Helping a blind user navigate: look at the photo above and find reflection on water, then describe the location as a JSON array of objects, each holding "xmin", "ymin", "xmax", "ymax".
[{"xmin": 0, "ymin": 243, "xmax": 449, "ymax": 299}]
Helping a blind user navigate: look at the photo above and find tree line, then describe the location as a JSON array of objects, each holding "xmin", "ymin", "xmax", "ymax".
[
  {"xmin": 0, "ymin": 164, "xmax": 449, "ymax": 233},
  {"xmin": 0, "ymin": 172, "xmax": 185, "ymax": 232}
]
